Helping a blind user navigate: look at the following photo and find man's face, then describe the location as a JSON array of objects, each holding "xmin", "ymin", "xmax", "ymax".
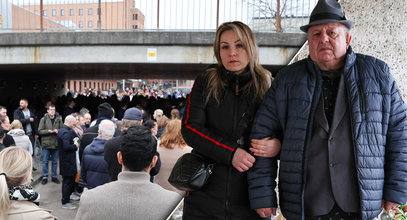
[
  {"xmin": 19, "ymin": 100, "xmax": 28, "ymax": 109},
  {"xmin": 307, "ymin": 23, "xmax": 352, "ymax": 70},
  {"xmin": 83, "ymin": 113, "xmax": 91, "ymax": 125},
  {"xmin": 47, "ymin": 107, "xmax": 56, "ymax": 117},
  {"xmin": 0, "ymin": 108, "xmax": 7, "ymax": 119}
]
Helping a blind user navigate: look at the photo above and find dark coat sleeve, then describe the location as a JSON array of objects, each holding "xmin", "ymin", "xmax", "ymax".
[
  {"xmin": 59, "ymin": 130, "xmax": 77, "ymax": 151},
  {"xmin": 13, "ymin": 109, "xmax": 30, "ymax": 125},
  {"xmin": 247, "ymin": 80, "xmax": 282, "ymax": 209},
  {"xmin": 181, "ymin": 74, "xmax": 236, "ymax": 165},
  {"xmin": 383, "ymin": 67, "xmax": 407, "ymax": 205}
]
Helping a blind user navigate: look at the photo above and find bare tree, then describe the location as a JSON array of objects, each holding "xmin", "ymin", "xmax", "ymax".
[{"xmin": 244, "ymin": 0, "xmax": 311, "ymax": 32}]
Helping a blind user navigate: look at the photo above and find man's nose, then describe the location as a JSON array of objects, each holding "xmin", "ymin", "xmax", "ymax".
[{"xmin": 319, "ymin": 32, "xmax": 329, "ymax": 43}]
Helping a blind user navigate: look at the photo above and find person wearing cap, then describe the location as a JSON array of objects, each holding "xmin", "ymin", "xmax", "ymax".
[
  {"xmin": 75, "ymin": 126, "xmax": 181, "ymax": 220},
  {"xmin": 247, "ymin": 0, "xmax": 407, "ymax": 219},
  {"xmin": 79, "ymin": 102, "xmax": 121, "ymax": 162},
  {"xmin": 104, "ymin": 107, "xmax": 161, "ymax": 182}
]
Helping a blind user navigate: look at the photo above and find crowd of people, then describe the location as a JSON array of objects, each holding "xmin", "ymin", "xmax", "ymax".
[{"xmin": 0, "ymin": 0, "xmax": 406, "ymax": 219}]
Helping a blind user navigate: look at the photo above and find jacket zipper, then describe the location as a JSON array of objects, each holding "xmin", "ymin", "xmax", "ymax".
[
  {"xmin": 300, "ymin": 72, "xmax": 321, "ymax": 220},
  {"xmin": 344, "ymin": 70, "xmax": 363, "ymax": 216}
]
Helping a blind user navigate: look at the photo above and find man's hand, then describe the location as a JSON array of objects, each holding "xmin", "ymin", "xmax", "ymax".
[
  {"xmin": 250, "ymin": 138, "xmax": 281, "ymax": 157},
  {"xmin": 256, "ymin": 208, "xmax": 277, "ymax": 218},
  {"xmin": 29, "ymin": 117, "xmax": 34, "ymax": 122},
  {"xmin": 232, "ymin": 148, "xmax": 255, "ymax": 172},
  {"xmin": 382, "ymin": 200, "xmax": 400, "ymax": 211}
]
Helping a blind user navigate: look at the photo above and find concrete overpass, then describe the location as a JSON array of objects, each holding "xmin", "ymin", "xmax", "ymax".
[{"xmin": 0, "ymin": 31, "xmax": 306, "ymax": 80}]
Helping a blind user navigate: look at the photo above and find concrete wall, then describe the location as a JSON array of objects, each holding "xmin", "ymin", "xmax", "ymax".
[{"xmin": 292, "ymin": 0, "xmax": 407, "ymax": 97}]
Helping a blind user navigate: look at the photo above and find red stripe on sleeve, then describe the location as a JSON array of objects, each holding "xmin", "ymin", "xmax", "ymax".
[{"xmin": 184, "ymin": 87, "xmax": 235, "ymax": 152}]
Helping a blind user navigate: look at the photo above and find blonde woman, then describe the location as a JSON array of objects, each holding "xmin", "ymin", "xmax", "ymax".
[
  {"xmin": 0, "ymin": 147, "xmax": 56, "ymax": 220},
  {"xmin": 155, "ymin": 119, "xmax": 192, "ymax": 196},
  {"xmin": 181, "ymin": 21, "xmax": 280, "ymax": 219},
  {"xmin": 8, "ymin": 120, "xmax": 33, "ymax": 155}
]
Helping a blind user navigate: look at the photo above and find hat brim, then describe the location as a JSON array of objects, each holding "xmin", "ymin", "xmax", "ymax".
[{"xmin": 300, "ymin": 19, "xmax": 354, "ymax": 32}]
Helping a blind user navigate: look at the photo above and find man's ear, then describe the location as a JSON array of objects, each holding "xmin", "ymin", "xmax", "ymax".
[
  {"xmin": 117, "ymin": 151, "xmax": 123, "ymax": 165},
  {"xmin": 150, "ymin": 155, "xmax": 158, "ymax": 169},
  {"xmin": 346, "ymin": 32, "xmax": 353, "ymax": 49}
]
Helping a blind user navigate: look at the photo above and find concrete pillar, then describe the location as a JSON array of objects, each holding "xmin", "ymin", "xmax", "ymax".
[{"xmin": 292, "ymin": 0, "xmax": 407, "ymax": 97}]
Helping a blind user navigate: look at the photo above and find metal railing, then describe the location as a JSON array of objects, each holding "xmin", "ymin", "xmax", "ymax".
[{"xmin": 0, "ymin": 0, "xmax": 317, "ymax": 32}]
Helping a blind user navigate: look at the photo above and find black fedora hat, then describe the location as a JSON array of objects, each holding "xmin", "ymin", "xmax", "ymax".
[{"xmin": 300, "ymin": 0, "xmax": 354, "ymax": 33}]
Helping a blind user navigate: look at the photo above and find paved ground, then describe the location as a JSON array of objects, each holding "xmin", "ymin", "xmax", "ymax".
[{"xmin": 34, "ymin": 176, "xmax": 79, "ymax": 220}]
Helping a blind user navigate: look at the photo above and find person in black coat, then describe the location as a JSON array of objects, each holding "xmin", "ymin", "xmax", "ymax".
[
  {"xmin": 181, "ymin": 21, "xmax": 277, "ymax": 220},
  {"xmin": 79, "ymin": 102, "xmax": 121, "ymax": 162},
  {"xmin": 57, "ymin": 115, "xmax": 79, "ymax": 209},
  {"xmin": 104, "ymin": 107, "xmax": 160, "ymax": 182}
]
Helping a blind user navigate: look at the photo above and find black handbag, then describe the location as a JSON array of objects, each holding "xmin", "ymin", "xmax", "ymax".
[{"xmin": 168, "ymin": 153, "xmax": 214, "ymax": 191}]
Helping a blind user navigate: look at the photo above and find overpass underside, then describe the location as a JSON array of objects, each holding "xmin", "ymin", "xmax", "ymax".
[{"xmin": 0, "ymin": 63, "xmax": 285, "ymax": 80}]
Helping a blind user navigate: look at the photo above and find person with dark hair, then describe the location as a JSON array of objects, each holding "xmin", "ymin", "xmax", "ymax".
[
  {"xmin": 143, "ymin": 119, "xmax": 158, "ymax": 138},
  {"xmin": 13, "ymin": 98, "xmax": 37, "ymax": 147},
  {"xmin": 38, "ymin": 104, "xmax": 63, "ymax": 185},
  {"xmin": 0, "ymin": 106, "xmax": 15, "ymax": 147},
  {"xmin": 75, "ymin": 126, "xmax": 181, "ymax": 220},
  {"xmin": 104, "ymin": 107, "xmax": 160, "ymax": 182}
]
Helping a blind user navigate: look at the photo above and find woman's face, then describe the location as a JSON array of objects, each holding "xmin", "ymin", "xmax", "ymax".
[
  {"xmin": 219, "ymin": 30, "xmax": 250, "ymax": 74},
  {"xmin": 151, "ymin": 122, "xmax": 158, "ymax": 136}
]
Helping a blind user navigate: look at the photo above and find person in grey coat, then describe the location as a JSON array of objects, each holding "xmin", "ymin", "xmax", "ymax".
[
  {"xmin": 247, "ymin": 0, "xmax": 407, "ymax": 219},
  {"xmin": 75, "ymin": 126, "xmax": 181, "ymax": 220}
]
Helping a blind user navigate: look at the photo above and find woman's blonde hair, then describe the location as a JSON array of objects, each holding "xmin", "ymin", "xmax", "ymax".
[
  {"xmin": 206, "ymin": 21, "xmax": 271, "ymax": 104},
  {"xmin": 0, "ymin": 147, "xmax": 33, "ymax": 219},
  {"xmin": 160, "ymin": 119, "xmax": 187, "ymax": 149},
  {"xmin": 10, "ymin": 120, "xmax": 23, "ymax": 130}
]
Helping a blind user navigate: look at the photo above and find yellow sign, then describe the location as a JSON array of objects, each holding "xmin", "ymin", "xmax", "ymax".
[
  {"xmin": 147, "ymin": 48, "xmax": 157, "ymax": 61},
  {"xmin": 0, "ymin": 15, "xmax": 2, "ymax": 25}
]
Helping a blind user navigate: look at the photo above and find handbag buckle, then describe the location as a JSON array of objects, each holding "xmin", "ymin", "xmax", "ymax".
[{"xmin": 208, "ymin": 164, "xmax": 214, "ymax": 174}]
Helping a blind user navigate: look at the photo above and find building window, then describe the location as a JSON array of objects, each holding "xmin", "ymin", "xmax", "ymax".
[
  {"xmin": 132, "ymin": 25, "xmax": 138, "ymax": 29},
  {"xmin": 88, "ymin": 21, "xmax": 93, "ymax": 28},
  {"xmin": 52, "ymin": 9, "xmax": 56, "ymax": 16},
  {"xmin": 61, "ymin": 9, "xmax": 65, "ymax": 16},
  {"xmin": 132, "ymin": 14, "xmax": 138, "ymax": 20},
  {"xmin": 34, "ymin": 10, "xmax": 38, "ymax": 15},
  {"xmin": 70, "ymin": 9, "xmax": 74, "ymax": 16},
  {"xmin": 79, "ymin": 8, "xmax": 83, "ymax": 16},
  {"xmin": 79, "ymin": 21, "xmax": 83, "ymax": 28},
  {"xmin": 88, "ymin": 8, "xmax": 93, "ymax": 15},
  {"xmin": 43, "ymin": 10, "xmax": 47, "ymax": 16}
]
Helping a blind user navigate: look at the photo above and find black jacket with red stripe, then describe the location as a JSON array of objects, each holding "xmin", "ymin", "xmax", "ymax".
[{"xmin": 181, "ymin": 69, "xmax": 263, "ymax": 219}]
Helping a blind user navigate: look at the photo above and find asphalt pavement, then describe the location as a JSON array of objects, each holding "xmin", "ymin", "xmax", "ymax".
[{"xmin": 34, "ymin": 176, "xmax": 79, "ymax": 220}]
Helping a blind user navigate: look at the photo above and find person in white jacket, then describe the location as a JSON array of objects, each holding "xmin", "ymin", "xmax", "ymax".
[{"xmin": 8, "ymin": 120, "xmax": 33, "ymax": 155}]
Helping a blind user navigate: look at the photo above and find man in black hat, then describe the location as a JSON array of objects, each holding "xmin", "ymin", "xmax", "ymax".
[
  {"xmin": 247, "ymin": 0, "xmax": 407, "ymax": 219},
  {"xmin": 79, "ymin": 102, "xmax": 121, "ymax": 162}
]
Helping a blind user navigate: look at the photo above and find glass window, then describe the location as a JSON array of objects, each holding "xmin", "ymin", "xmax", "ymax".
[
  {"xmin": 61, "ymin": 9, "xmax": 65, "ymax": 16},
  {"xmin": 43, "ymin": 10, "xmax": 47, "ymax": 16},
  {"xmin": 133, "ymin": 14, "xmax": 138, "ymax": 20},
  {"xmin": 34, "ymin": 10, "xmax": 38, "ymax": 15},
  {"xmin": 88, "ymin": 8, "xmax": 93, "ymax": 15},
  {"xmin": 88, "ymin": 21, "xmax": 93, "ymax": 28},
  {"xmin": 70, "ymin": 9, "xmax": 74, "ymax": 16},
  {"xmin": 79, "ymin": 8, "xmax": 83, "ymax": 16},
  {"xmin": 52, "ymin": 9, "xmax": 56, "ymax": 16},
  {"xmin": 79, "ymin": 21, "xmax": 83, "ymax": 28}
]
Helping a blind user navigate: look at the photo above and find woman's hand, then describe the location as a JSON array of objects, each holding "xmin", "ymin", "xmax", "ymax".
[
  {"xmin": 250, "ymin": 138, "xmax": 281, "ymax": 157},
  {"xmin": 232, "ymin": 148, "xmax": 255, "ymax": 172},
  {"xmin": 256, "ymin": 208, "xmax": 277, "ymax": 218}
]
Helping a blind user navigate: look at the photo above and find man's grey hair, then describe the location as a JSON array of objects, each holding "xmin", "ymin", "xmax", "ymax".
[
  {"xmin": 98, "ymin": 120, "xmax": 115, "ymax": 138},
  {"xmin": 64, "ymin": 115, "xmax": 76, "ymax": 124}
]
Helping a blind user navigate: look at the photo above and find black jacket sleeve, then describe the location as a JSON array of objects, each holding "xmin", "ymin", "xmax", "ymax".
[{"xmin": 181, "ymin": 74, "xmax": 237, "ymax": 165}]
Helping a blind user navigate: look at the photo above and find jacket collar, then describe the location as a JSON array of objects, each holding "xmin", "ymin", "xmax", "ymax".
[
  {"xmin": 117, "ymin": 171, "xmax": 151, "ymax": 183},
  {"xmin": 306, "ymin": 46, "xmax": 356, "ymax": 76}
]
